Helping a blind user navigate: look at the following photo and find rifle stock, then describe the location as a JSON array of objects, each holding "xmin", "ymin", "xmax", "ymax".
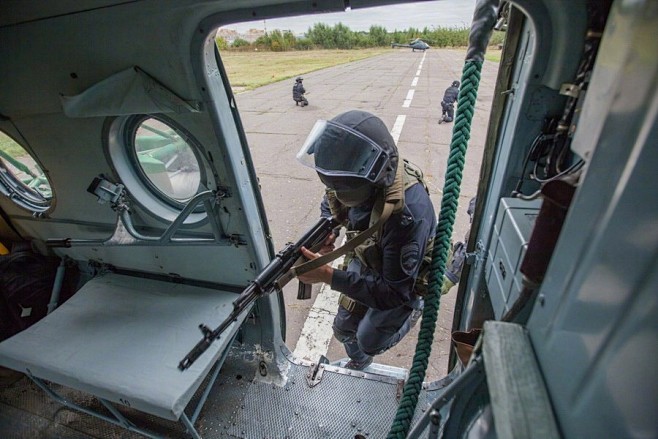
[{"xmin": 178, "ymin": 216, "xmax": 337, "ymax": 370}]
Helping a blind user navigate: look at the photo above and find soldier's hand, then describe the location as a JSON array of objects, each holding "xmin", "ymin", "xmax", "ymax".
[
  {"xmin": 318, "ymin": 233, "xmax": 337, "ymax": 255},
  {"xmin": 298, "ymin": 247, "xmax": 334, "ymax": 285}
]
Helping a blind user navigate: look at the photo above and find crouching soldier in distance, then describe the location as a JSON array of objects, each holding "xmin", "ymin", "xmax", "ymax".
[
  {"xmin": 439, "ymin": 80, "xmax": 460, "ymax": 123},
  {"xmin": 292, "ymin": 77, "xmax": 308, "ymax": 107},
  {"xmin": 296, "ymin": 110, "xmax": 436, "ymax": 370}
]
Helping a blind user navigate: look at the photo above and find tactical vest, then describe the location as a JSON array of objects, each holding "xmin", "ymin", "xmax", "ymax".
[{"xmin": 327, "ymin": 158, "xmax": 435, "ymax": 297}]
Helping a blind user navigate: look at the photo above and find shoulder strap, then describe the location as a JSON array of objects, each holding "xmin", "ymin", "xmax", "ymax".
[
  {"xmin": 286, "ymin": 159, "xmax": 423, "ymax": 282},
  {"xmin": 293, "ymin": 160, "xmax": 406, "ymax": 277},
  {"xmin": 401, "ymin": 158, "xmax": 429, "ymax": 194},
  {"xmin": 290, "ymin": 201, "xmax": 395, "ymax": 278}
]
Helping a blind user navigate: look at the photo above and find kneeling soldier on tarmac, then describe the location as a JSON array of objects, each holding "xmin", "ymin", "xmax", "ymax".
[
  {"xmin": 439, "ymin": 80, "xmax": 460, "ymax": 123},
  {"xmin": 292, "ymin": 77, "xmax": 308, "ymax": 107}
]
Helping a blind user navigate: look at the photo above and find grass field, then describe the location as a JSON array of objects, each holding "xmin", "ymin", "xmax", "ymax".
[
  {"xmin": 0, "ymin": 132, "xmax": 25, "ymax": 157},
  {"xmin": 220, "ymin": 48, "xmax": 501, "ymax": 92},
  {"xmin": 485, "ymin": 49, "xmax": 502, "ymax": 63},
  {"xmin": 220, "ymin": 48, "xmax": 390, "ymax": 92}
]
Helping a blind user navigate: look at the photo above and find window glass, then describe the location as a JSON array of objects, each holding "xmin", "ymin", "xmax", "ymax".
[
  {"xmin": 0, "ymin": 131, "xmax": 52, "ymax": 211},
  {"xmin": 133, "ymin": 118, "xmax": 201, "ymax": 202}
]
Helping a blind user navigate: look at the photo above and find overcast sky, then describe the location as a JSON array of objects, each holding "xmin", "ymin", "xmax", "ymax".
[{"xmin": 220, "ymin": 1, "xmax": 476, "ymax": 34}]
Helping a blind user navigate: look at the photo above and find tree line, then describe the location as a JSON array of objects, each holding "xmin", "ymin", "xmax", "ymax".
[{"xmin": 217, "ymin": 23, "xmax": 505, "ymax": 51}]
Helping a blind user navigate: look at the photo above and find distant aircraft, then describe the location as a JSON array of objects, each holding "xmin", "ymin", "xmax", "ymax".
[{"xmin": 391, "ymin": 38, "xmax": 430, "ymax": 52}]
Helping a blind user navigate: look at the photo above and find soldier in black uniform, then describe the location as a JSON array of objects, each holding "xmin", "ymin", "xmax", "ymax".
[
  {"xmin": 296, "ymin": 110, "xmax": 436, "ymax": 370},
  {"xmin": 292, "ymin": 77, "xmax": 308, "ymax": 107},
  {"xmin": 439, "ymin": 80, "xmax": 460, "ymax": 123}
]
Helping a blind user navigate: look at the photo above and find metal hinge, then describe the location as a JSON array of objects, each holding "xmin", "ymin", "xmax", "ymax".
[
  {"xmin": 306, "ymin": 355, "xmax": 329, "ymax": 387},
  {"xmin": 501, "ymin": 87, "xmax": 515, "ymax": 96},
  {"xmin": 465, "ymin": 240, "xmax": 486, "ymax": 268}
]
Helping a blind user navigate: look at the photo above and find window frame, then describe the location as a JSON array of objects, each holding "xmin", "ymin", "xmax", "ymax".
[
  {"xmin": 0, "ymin": 130, "xmax": 53, "ymax": 213},
  {"xmin": 125, "ymin": 115, "xmax": 207, "ymax": 211},
  {"xmin": 105, "ymin": 114, "xmax": 212, "ymax": 224}
]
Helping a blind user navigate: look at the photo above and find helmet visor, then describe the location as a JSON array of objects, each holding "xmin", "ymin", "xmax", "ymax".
[{"xmin": 296, "ymin": 120, "xmax": 389, "ymax": 184}]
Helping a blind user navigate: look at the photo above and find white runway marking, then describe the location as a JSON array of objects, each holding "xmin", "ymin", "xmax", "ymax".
[
  {"xmin": 416, "ymin": 69, "xmax": 421, "ymax": 76},
  {"xmin": 391, "ymin": 115, "xmax": 407, "ymax": 145},
  {"xmin": 403, "ymin": 89, "xmax": 415, "ymax": 108},
  {"xmin": 293, "ymin": 245, "xmax": 345, "ymax": 361},
  {"xmin": 411, "ymin": 77, "xmax": 419, "ymax": 87}
]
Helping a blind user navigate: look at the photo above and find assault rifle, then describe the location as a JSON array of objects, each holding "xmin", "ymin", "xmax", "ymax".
[{"xmin": 178, "ymin": 216, "xmax": 338, "ymax": 370}]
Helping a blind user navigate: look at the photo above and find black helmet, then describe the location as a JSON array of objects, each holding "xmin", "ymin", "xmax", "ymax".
[
  {"xmin": 296, "ymin": 77, "xmax": 303, "ymax": 82},
  {"xmin": 297, "ymin": 110, "xmax": 398, "ymax": 203},
  {"xmin": 452, "ymin": 80, "xmax": 460, "ymax": 88}
]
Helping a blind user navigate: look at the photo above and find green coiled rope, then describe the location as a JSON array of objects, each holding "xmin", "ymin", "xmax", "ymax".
[{"xmin": 387, "ymin": 59, "xmax": 484, "ymax": 438}]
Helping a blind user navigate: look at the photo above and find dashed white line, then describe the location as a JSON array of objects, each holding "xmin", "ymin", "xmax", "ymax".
[
  {"xmin": 416, "ymin": 69, "xmax": 421, "ymax": 76},
  {"xmin": 391, "ymin": 115, "xmax": 407, "ymax": 145},
  {"xmin": 411, "ymin": 77, "xmax": 419, "ymax": 87},
  {"xmin": 293, "ymin": 245, "xmax": 346, "ymax": 361},
  {"xmin": 403, "ymin": 89, "xmax": 415, "ymax": 108}
]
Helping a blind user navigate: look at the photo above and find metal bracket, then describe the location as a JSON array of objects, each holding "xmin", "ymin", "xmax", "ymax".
[
  {"xmin": 465, "ymin": 240, "xmax": 486, "ymax": 268},
  {"xmin": 47, "ymin": 189, "xmax": 237, "ymax": 248},
  {"xmin": 395, "ymin": 379, "xmax": 406, "ymax": 401},
  {"xmin": 559, "ymin": 83, "xmax": 581, "ymax": 98},
  {"xmin": 501, "ymin": 87, "xmax": 515, "ymax": 96},
  {"xmin": 229, "ymin": 234, "xmax": 246, "ymax": 247},
  {"xmin": 306, "ymin": 362, "xmax": 326, "ymax": 387},
  {"xmin": 215, "ymin": 186, "xmax": 231, "ymax": 200},
  {"xmin": 306, "ymin": 355, "xmax": 330, "ymax": 387}
]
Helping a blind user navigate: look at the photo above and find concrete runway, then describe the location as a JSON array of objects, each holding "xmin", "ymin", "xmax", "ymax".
[{"xmin": 234, "ymin": 48, "xmax": 499, "ymax": 381}]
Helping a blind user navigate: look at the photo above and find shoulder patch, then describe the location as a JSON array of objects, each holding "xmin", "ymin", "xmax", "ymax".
[{"xmin": 400, "ymin": 241, "xmax": 421, "ymax": 276}]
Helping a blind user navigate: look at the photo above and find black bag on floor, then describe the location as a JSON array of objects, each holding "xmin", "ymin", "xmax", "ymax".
[{"xmin": 0, "ymin": 244, "xmax": 57, "ymax": 341}]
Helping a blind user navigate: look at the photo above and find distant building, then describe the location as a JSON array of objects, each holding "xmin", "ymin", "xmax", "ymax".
[
  {"xmin": 215, "ymin": 28, "xmax": 239, "ymax": 44},
  {"xmin": 216, "ymin": 28, "xmax": 265, "ymax": 44}
]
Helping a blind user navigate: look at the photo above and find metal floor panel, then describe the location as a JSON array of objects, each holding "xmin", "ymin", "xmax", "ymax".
[
  {"xmin": 225, "ymin": 363, "xmax": 401, "ymax": 438},
  {"xmin": 0, "ymin": 350, "xmax": 447, "ymax": 439}
]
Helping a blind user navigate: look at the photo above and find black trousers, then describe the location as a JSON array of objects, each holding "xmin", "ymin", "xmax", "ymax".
[{"xmin": 441, "ymin": 101, "xmax": 455, "ymax": 121}]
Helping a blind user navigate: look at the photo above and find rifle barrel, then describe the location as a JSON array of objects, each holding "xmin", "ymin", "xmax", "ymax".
[{"xmin": 178, "ymin": 216, "xmax": 337, "ymax": 371}]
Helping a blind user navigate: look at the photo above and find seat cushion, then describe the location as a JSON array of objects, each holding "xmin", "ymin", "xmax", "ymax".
[{"xmin": 0, "ymin": 273, "xmax": 241, "ymax": 420}]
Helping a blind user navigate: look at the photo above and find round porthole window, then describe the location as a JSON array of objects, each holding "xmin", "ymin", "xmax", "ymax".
[
  {"xmin": 130, "ymin": 117, "xmax": 202, "ymax": 204},
  {"xmin": 105, "ymin": 114, "xmax": 211, "ymax": 224},
  {"xmin": 0, "ymin": 131, "xmax": 52, "ymax": 212}
]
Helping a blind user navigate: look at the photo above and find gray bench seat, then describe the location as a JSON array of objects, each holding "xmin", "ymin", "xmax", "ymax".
[{"xmin": 0, "ymin": 273, "xmax": 240, "ymax": 421}]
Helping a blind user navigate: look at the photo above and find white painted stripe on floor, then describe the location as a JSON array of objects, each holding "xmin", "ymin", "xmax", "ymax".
[
  {"xmin": 293, "ymin": 280, "xmax": 342, "ymax": 362},
  {"xmin": 391, "ymin": 115, "xmax": 407, "ymax": 145},
  {"xmin": 411, "ymin": 77, "xmax": 419, "ymax": 87},
  {"xmin": 403, "ymin": 89, "xmax": 415, "ymax": 108},
  {"xmin": 416, "ymin": 69, "xmax": 421, "ymax": 76},
  {"xmin": 293, "ymin": 242, "xmax": 346, "ymax": 362}
]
